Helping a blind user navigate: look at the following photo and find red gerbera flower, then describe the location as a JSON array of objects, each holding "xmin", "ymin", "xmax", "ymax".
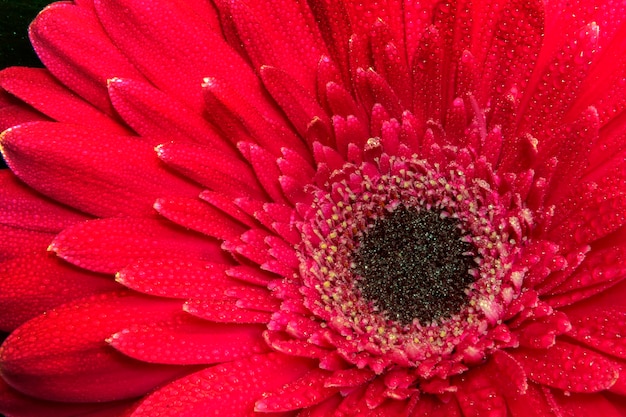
[{"xmin": 2, "ymin": 0, "xmax": 626, "ymax": 415}]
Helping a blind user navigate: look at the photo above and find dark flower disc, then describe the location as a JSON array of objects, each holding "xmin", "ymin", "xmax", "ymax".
[{"xmin": 353, "ymin": 208, "xmax": 477, "ymax": 325}]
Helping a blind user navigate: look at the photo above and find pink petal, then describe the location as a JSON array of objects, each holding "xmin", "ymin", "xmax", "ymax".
[
  {"xmin": 109, "ymin": 313, "xmax": 268, "ymax": 365},
  {"xmin": 29, "ymin": 3, "xmax": 144, "ymax": 114},
  {"xmin": 510, "ymin": 341, "xmax": 619, "ymax": 393},
  {"xmin": 201, "ymin": 191, "xmax": 258, "ymax": 229},
  {"xmin": 0, "ymin": 291, "xmax": 188, "ymax": 402},
  {"xmin": 264, "ymin": 331, "xmax": 329, "ymax": 360},
  {"xmin": 50, "ymin": 217, "xmax": 229, "ymax": 274},
  {"xmin": 0, "ymin": 67, "xmax": 128, "ymax": 134},
  {"xmin": 0, "ymin": 251, "xmax": 119, "ymax": 331},
  {"xmin": 130, "ymin": 353, "xmax": 314, "ymax": 417},
  {"xmin": 1, "ymin": 122, "xmax": 201, "ymax": 217},
  {"xmin": 276, "ymin": 146, "xmax": 315, "ymax": 183},
  {"xmin": 225, "ymin": 285, "xmax": 280, "ymax": 312}
]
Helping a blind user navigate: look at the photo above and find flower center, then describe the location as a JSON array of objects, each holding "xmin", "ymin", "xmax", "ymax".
[
  {"xmin": 353, "ymin": 208, "xmax": 476, "ymax": 326},
  {"xmin": 284, "ymin": 153, "xmax": 527, "ymax": 372}
]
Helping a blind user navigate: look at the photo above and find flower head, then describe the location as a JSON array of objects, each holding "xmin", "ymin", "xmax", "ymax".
[{"xmin": 2, "ymin": 0, "xmax": 626, "ymax": 416}]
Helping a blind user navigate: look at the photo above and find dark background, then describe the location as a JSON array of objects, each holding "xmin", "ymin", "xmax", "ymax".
[
  {"xmin": 0, "ymin": 0, "xmax": 49, "ymax": 68},
  {"xmin": 1, "ymin": 1, "xmax": 49, "ymax": 409},
  {"xmin": 1, "ymin": 0, "xmax": 49, "ymax": 171}
]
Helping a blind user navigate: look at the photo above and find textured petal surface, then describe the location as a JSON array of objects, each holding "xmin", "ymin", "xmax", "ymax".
[
  {"xmin": 0, "ymin": 379, "xmax": 136, "ymax": 417},
  {"xmin": 0, "ymin": 67, "xmax": 128, "ymax": 134},
  {"xmin": 50, "ymin": 217, "xmax": 228, "ymax": 273},
  {"xmin": 0, "ymin": 251, "xmax": 119, "ymax": 331},
  {"xmin": 511, "ymin": 342, "xmax": 619, "ymax": 393},
  {"xmin": 2, "ymin": 0, "xmax": 626, "ymax": 415},
  {"xmin": 1, "ymin": 122, "xmax": 201, "ymax": 217},
  {"xmin": 29, "ymin": 2, "xmax": 145, "ymax": 114},
  {"xmin": 130, "ymin": 353, "xmax": 314, "ymax": 417},
  {"xmin": 109, "ymin": 314, "xmax": 269, "ymax": 365},
  {"xmin": 0, "ymin": 292, "xmax": 189, "ymax": 402}
]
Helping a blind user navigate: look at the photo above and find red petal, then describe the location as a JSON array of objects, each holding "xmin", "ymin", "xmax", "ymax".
[
  {"xmin": 156, "ymin": 141, "xmax": 266, "ymax": 199},
  {"xmin": 94, "ymin": 0, "xmax": 265, "ymax": 114},
  {"xmin": 324, "ymin": 368, "xmax": 375, "ymax": 388},
  {"xmin": 1, "ymin": 122, "xmax": 201, "ymax": 217},
  {"xmin": 519, "ymin": 22, "xmax": 598, "ymax": 139},
  {"xmin": 219, "ymin": 0, "xmax": 326, "ymax": 92},
  {"xmin": 260, "ymin": 66, "xmax": 331, "ymax": 140},
  {"xmin": 107, "ymin": 78, "xmax": 227, "ymax": 151},
  {"xmin": 0, "ymin": 251, "xmax": 119, "ymax": 331},
  {"xmin": 503, "ymin": 383, "xmax": 556, "ymax": 417},
  {"xmin": 202, "ymin": 75, "xmax": 307, "ymax": 159},
  {"xmin": 0, "ymin": 224, "xmax": 54, "ymax": 262},
  {"xmin": 408, "ymin": 394, "xmax": 462, "ymax": 417},
  {"xmin": 295, "ymin": 395, "xmax": 342, "ymax": 417},
  {"xmin": 542, "ymin": 108, "xmax": 600, "ymax": 205},
  {"xmin": 0, "ymin": 292, "xmax": 188, "ymax": 402},
  {"xmin": 547, "ymin": 243, "xmax": 626, "ymax": 296},
  {"xmin": 0, "ymin": 379, "xmax": 136, "ymax": 417},
  {"xmin": 510, "ymin": 341, "xmax": 619, "ymax": 393},
  {"xmin": 154, "ymin": 197, "xmax": 248, "ymax": 241},
  {"xmin": 255, "ymin": 368, "xmax": 339, "ymax": 412},
  {"xmin": 0, "ymin": 89, "xmax": 50, "ymax": 131},
  {"xmin": 566, "ymin": 307, "xmax": 626, "ymax": 359},
  {"xmin": 0, "ymin": 170, "xmax": 89, "ymax": 233},
  {"xmin": 184, "ymin": 298, "xmax": 272, "ymax": 324},
  {"xmin": 117, "ymin": 259, "xmax": 238, "ymax": 299},
  {"xmin": 50, "ymin": 217, "xmax": 229, "ymax": 274},
  {"xmin": 0, "ymin": 67, "xmax": 128, "ymax": 134},
  {"xmin": 29, "ymin": 3, "xmax": 144, "ymax": 114},
  {"xmin": 455, "ymin": 370, "xmax": 507, "ymax": 417},
  {"xmin": 130, "ymin": 353, "xmax": 314, "ymax": 417},
  {"xmin": 241, "ymin": 142, "xmax": 286, "ymax": 203},
  {"xmin": 109, "ymin": 314, "xmax": 268, "ymax": 365},
  {"xmin": 550, "ymin": 389, "xmax": 626, "ymax": 417}
]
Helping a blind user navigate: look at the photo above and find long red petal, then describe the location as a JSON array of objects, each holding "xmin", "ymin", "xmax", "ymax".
[
  {"xmin": 1, "ymin": 122, "xmax": 201, "ymax": 217},
  {"xmin": 0, "ymin": 292, "xmax": 189, "ymax": 402},
  {"xmin": 130, "ymin": 353, "xmax": 314, "ymax": 417}
]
